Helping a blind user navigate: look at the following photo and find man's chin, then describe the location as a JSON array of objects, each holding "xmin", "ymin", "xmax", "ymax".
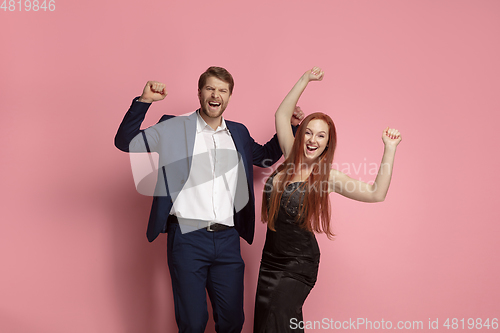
[{"xmin": 201, "ymin": 107, "xmax": 225, "ymax": 119}]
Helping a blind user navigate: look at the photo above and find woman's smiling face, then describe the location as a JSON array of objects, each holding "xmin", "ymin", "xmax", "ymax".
[{"xmin": 303, "ymin": 119, "xmax": 329, "ymax": 162}]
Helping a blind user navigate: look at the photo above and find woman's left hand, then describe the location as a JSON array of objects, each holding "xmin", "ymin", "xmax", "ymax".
[{"xmin": 382, "ymin": 127, "xmax": 402, "ymax": 147}]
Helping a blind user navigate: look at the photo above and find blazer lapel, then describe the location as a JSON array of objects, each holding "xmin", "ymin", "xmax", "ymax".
[
  {"xmin": 227, "ymin": 123, "xmax": 247, "ymax": 167},
  {"xmin": 184, "ymin": 111, "xmax": 198, "ymax": 171}
]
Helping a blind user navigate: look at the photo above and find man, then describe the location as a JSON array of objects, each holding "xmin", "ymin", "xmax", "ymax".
[{"xmin": 115, "ymin": 66, "xmax": 301, "ymax": 333}]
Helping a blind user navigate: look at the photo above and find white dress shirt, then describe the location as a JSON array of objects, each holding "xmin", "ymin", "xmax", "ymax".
[{"xmin": 170, "ymin": 110, "xmax": 239, "ymax": 229}]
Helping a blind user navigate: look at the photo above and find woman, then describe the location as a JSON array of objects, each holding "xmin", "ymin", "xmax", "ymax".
[{"xmin": 254, "ymin": 67, "xmax": 402, "ymax": 332}]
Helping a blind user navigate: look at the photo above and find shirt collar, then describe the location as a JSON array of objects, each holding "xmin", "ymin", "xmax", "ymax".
[{"xmin": 196, "ymin": 109, "xmax": 230, "ymax": 134}]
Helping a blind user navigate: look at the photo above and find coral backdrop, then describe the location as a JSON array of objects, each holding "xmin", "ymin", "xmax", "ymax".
[{"xmin": 1, "ymin": 1, "xmax": 499, "ymax": 332}]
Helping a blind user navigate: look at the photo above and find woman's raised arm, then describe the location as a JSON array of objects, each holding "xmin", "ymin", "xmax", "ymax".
[
  {"xmin": 329, "ymin": 128, "xmax": 402, "ymax": 202},
  {"xmin": 275, "ymin": 67, "xmax": 324, "ymax": 159}
]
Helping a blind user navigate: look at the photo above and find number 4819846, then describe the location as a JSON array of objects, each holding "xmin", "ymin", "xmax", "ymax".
[{"xmin": 1, "ymin": 0, "xmax": 56, "ymax": 11}]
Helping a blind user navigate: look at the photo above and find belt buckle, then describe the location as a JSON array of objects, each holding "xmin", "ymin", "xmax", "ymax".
[{"xmin": 207, "ymin": 223, "xmax": 216, "ymax": 232}]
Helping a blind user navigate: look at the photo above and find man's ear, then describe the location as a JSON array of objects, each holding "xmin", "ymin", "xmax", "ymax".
[{"xmin": 197, "ymin": 89, "xmax": 201, "ymax": 98}]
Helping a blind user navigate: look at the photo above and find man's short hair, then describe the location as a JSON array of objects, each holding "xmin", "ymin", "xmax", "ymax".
[{"xmin": 198, "ymin": 66, "xmax": 234, "ymax": 94}]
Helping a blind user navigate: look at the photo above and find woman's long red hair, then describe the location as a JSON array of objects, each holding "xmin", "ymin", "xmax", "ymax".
[{"xmin": 261, "ymin": 112, "xmax": 337, "ymax": 238}]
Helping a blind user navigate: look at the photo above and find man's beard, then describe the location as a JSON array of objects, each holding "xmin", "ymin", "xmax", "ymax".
[{"xmin": 200, "ymin": 104, "xmax": 226, "ymax": 118}]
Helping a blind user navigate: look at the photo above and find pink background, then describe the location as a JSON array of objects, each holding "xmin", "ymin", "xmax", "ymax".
[{"xmin": 1, "ymin": 0, "xmax": 499, "ymax": 332}]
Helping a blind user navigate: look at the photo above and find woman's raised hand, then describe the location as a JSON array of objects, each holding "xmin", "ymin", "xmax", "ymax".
[
  {"xmin": 305, "ymin": 67, "xmax": 324, "ymax": 82},
  {"xmin": 382, "ymin": 127, "xmax": 402, "ymax": 147}
]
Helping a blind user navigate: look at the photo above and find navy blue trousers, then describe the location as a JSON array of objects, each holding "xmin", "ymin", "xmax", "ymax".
[{"xmin": 167, "ymin": 222, "xmax": 245, "ymax": 333}]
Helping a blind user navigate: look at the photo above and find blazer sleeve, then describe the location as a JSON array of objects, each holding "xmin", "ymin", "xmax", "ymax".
[
  {"xmin": 114, "ymin": 97, "xmax": 161, "ymax": 153},
  {"xmin": 252, "ymin": 125, "xmax": 298, "ymax": 168}
]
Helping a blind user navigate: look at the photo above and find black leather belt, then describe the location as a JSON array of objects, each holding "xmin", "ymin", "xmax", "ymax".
[
  {"xmin": 206, "ymin": 223, "xmax": 232, "ymax": 232},
  {"xmin": 168, "ymin": 215, "xmax": 233, "ymax": 232}
]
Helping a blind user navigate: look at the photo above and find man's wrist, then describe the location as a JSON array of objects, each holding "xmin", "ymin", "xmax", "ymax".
[{"xmin": 137, "ymin": 96, "xmax": 153, "ymax": 103}]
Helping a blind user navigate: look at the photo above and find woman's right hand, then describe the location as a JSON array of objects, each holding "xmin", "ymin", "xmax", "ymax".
[{"xmin": 304, "ymin": 67, "xmax": 324, "ymax": 82}]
